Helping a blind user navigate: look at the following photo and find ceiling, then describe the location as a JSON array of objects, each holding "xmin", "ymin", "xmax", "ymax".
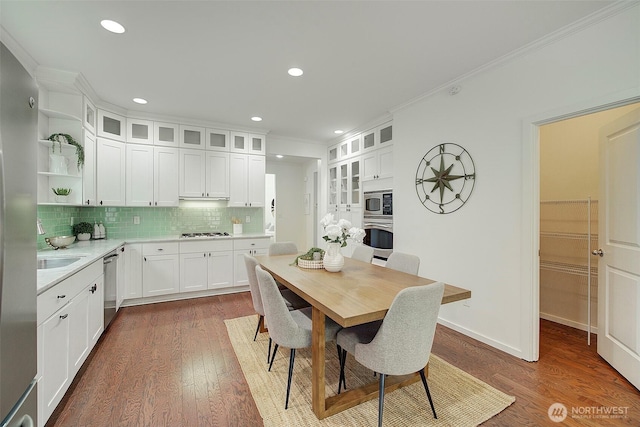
[{"xmin": 1, "ymin": 1, "xmax": 612, "ymax": 144}]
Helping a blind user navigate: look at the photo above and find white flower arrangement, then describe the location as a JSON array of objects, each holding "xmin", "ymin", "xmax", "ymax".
[{"xmin": 320, "ymin": 213, "xmax": 366, "ymax": 247}]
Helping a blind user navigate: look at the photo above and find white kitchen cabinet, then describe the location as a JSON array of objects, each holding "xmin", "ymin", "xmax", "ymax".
[
  {"xmin": 179, "ymin": 124, "xmax": 205, "ymax": 149},
  {"xmin": 205, "ymin": 151, "xmax": 229, "ymax": 198},
  {"xmin": 362, "ymin": 122, "xmax": 393, "ymax": 153},
  {"xmin": 233, "ymin": 238, "xmax": 270, "ymax": 287},
  {"xmin": 83, "ymin": 96, "xmax": 96, "ymax": 135},
  {"xmin": 116, "ymin": 245, "xmax": 126, "ymax": 311},
  {"xmin": 328, "ymin": 164, "xmax": 338, "ymax": 212},
  {"xmin": 96, "ymin": 137, "xmax": 126, "ymax": 206},
  {"xmin": 179, "ymin": 149, "xmax": 206, "ymax": 198},
  {"xmin": 339, "ymin": 134, "xmax": 361, "ymax": 160},
  {"xmin": 82, "ymin": 130, "xmax": 96, "ymax": 206},
  {"xmin": 205, "ymin": 128, "xmax": 230, "ymax": 151},
  {"xmin": 179, "ymin": 240, "xmax": 234, "ymax": 293},
  {"xmin": 229, "ymin": 154, "xmax": 265, "ymax": 207},
  {"xmin": 38, "ymin": 305, "xmax": 71, "ymax": 427},
  {"xmin": 154, "ymin": 146, "xmax": 179, "ymax": 206},
  {"xmin": 154, "ymin": 121, "xmax": 179, "ymax": 147},
  {"xmin": 249, "ymin": 134, "xmax": 266, "ymax": 155},
  {"xmin": 37, "ymin": 260, "xmax": 103, "ymax": 427},
  {"xmin": 230, "ymin": 132, "xmax": 266, "ymax": 155},
  {"xmin": 97, "ymin": 109, "xmax": 126, "ymax": 142},
  {"xmin": 127, "ymin": 144, "xmax": 179, "ymax": 206},
  {"xmin": 230, "ymin": 131, "xmax": 248, "ymax": 153},
  {"xmin": 125, "ymin": 144, "xmax": 154, "ymax": 206},
  {"xmin": 362, "ymin": 145, "xmax": 393, "ymax": 182},
  {"xmin": 334, "ymin": 158, "xmax": 361, "ymax": 209},
  {"xmin": 142, "ymin": 243, "xmax": 180, "ymax": 297},
  {"xmin": 328, "ymin": 143, "xmax": 339, "ymax": 164},
  {"xmin": 126, "ymin": 118, "xmax": 154, "ymax": 145},
  {"xmin": 179, "ymin": 149, "xmax": 229, "ymax": 199},
  {"xmin": 88, "ymin": 274, "xmax": 104, "ymax": 346},
  {"xmin": 124, "ymin": 243, "xmax": 143, "ymax": 300}
]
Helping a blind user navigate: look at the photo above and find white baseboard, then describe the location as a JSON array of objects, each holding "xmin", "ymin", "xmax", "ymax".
[
  {"xmin": 539, "ymin": 312, "xmax": 599, "ymax": 334},
  {"xmin": 437, "ymin": 317, "xmax": 525, "ymax": 360},
  {"xmin": 121, "ymin": 286, "xmax": 249, "ymax": 308}
]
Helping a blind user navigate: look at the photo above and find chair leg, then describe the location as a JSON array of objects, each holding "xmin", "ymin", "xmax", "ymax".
[
  {"xmin": 378, "ymin": 373, "xmax": 386, "ymax": 427},
  {"xmin": 268, "ymin": 343, "xmax": 279, "ymax": 371},
  {"xmin": 285, "ymin": 349, "xmax": 296, "ymax": 409},
  {"xmin": 338, "ymin": 348, "xmax": 347, "ymax": 393},
  {"xmin": 267, "ymin": 337, "xmax": 272, "ymax": 364},
  {"xmin": 419, "ymin": 369, "xmax": 437, "ymax": 419},
  {"xmin": 253, "ymin": 315, "xmax": 263, "ymax": 341}
]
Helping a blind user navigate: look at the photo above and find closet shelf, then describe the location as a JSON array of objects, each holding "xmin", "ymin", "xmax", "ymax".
[
  {"xmin": 540, "ymin": 232, "xmax": 598, "ymax": 240},
  {"xmin": 540, "ymin": 260, "xmax": 598, "ymax": 277}
]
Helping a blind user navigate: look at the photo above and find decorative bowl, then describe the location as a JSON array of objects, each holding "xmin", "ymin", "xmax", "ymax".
[{"xmin": 45, "ymin": 235, "xmax": 76, "ymax": 249}]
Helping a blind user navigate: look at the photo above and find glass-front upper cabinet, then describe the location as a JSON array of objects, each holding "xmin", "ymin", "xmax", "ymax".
[
  {"xmin": 249, "ymin": 134, "xmax": 266, "ymax": 155},
  {"xmin": 127, "ymin": 118, "xmax": 154, "ymax": 145},
  {"xmin": 328, "ymin": 143, "xmax": 339, "ymax": 163},
  {"xmin": 206, "ymin": 128, "xmax": 230, "ymax": 151},
  {"xmin": 154, "ymin": 122, "xmax": 179, "ymax": 147},
  {"xmin": 350, "ymin": 159, "xmax": 360, "ymax": 207},
  {"xmin": 179, "ymin": 125, "xmax": 205, "ymax": 149},
  {"xmin": 97, "ymin": 109, "xmax": 126, "ymax": 142},
  {"xmin": 230, "ymin": 132, "xmax": 248, "ymax": 153},
  {"xmin": 328, "ymin": 165, "xmax": 338, "ymax": 211},
  {"xmin": 362, "ymin": 128, "xmax": 376, "ymax": 152},
  {"xmin": 83, "ymin": 96, "xmax": 96, "ymax": 135},
  {"xmin": 379, "ymin": 122, "xmax": 393, "ymax": 146}
]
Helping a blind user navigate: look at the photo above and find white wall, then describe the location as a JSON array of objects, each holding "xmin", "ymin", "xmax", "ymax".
[
  {"xmin": 392, "ymin": 5, "xmax": 640, "ymax": 359},
  {"xmin": 266, "ymin": 160, "xmax": 307, "ymax": 250}
]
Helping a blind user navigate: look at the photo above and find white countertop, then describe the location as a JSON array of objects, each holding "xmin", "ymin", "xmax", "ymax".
[{"xmin": 37, "ymin": 233, "xmax": 271, "ymax": 295}]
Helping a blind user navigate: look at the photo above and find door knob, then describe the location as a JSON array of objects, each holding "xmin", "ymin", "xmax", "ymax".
[{"xmin": 592, "ymin": 249, "xmax": 604, "ymax": 257}]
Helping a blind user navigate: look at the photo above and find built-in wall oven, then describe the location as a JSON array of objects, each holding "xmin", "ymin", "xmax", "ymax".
[{"xmin": 363, "ymin": 190, "xmax": 393, "ymax": 260}]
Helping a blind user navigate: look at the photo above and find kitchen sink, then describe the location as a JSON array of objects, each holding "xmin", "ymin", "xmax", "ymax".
[{"xmin": 37, "ymin": 256, "xmax": 82, "ymax": 270}]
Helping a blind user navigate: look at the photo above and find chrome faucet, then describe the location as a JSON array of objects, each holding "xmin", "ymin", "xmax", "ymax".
[{"xmin": 36, "ymin": 218, "xmax": 46, "ymax": 235}]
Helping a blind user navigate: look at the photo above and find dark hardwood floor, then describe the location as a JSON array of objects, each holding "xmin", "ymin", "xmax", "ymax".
[{"xmin": 49, "ymin": 293, "xmax": 639, "ymax": 426}]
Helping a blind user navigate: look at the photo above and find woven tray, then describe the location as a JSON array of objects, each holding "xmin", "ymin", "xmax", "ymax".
[{"xmin": 297, "ymin": 258, "xmax": 324, "ymax": 269}]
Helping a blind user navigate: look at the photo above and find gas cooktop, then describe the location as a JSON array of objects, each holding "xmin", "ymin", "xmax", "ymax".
[{"xmin": 180, "ymin": 232, "xmax": 230, "ymax": 238}]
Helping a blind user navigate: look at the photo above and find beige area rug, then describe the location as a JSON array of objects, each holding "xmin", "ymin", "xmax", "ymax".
[{"xmin": 225, "ymin": 315, "xmax": 515, "ymax": 426}]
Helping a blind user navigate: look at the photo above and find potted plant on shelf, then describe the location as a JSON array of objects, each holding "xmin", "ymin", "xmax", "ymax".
[
  {"xmin": 51, "ymin": 187, "xmax": 71, "ymax": 203},
  {"xmin": 47, "ymin": 133, "xmax": 84, "ymax": 169},
  {"xmin": 72, "ymin": 222, "xmax": 93, "ymax": 241}
]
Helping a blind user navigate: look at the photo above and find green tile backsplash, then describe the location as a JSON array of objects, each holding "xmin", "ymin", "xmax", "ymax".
[{"xmin": 37, "ymin": 204, "xmax": 264, "ymax": 250}]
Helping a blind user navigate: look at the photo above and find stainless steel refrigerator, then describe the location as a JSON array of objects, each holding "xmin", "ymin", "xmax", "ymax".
[{"xmin": 0, "ymin": 42, "xmax": 39, "ymax": 427}]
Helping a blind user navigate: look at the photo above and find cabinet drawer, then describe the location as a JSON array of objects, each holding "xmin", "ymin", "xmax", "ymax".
[
  {"xmin": 180, "ymin": 240, "xmax": 233, "ymax": 253},
  {"xmin": 233, "ymin": 238, "xmax": 270, "ymax": 251},
  {"xmin": 37, "ymin": 259, "xmax": 102, "ymax": 325},
  {"xmin": 142, "ymin": 242, "xmax": 179, "ymax": 255}
]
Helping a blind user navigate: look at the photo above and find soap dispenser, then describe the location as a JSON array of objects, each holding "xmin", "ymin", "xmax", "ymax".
[
  {"xmin": 98, "ymin": 222, "xmax": 106, "ymax": 239},
  {"xmin": 93, "ymin": 221, "xmax": 100, "ymax": 239}
]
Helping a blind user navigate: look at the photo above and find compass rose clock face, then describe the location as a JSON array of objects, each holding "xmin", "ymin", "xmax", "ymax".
[{"xmin": 415, "ymin": 143, "xmax": 476, "ymax": 214}]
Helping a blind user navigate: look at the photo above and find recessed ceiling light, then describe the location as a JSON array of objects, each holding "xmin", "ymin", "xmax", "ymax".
[
  {"xmin": 288, "ymin": 67, "xmax": 303, "ymax": 77},
  {"xmin": 133, "ymin": 98, "xmax": 147, "ymax": 104},
  {"xmin": 334, "ymin": 130, "xmax": 344, "ymax": 135},
  {"xmin": 276, "ymin": 155, "xmax": 284, "ymax": 159},
  {"xmin": 251, "ymin": 116, "xmax": 262, "ymax": 122},
  {"xmin": 100, "ymin": 19, "xmax": 125, "ymax": 34}
]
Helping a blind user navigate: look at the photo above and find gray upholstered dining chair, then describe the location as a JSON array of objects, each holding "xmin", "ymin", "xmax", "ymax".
[
  {"xmin": 384, "ymin": 251, "xmax": 420, "ymax": 275},
  {"xmin": 351, "ymin": 245, "xmax": 374, "ymax": 263},
  {"xmin": 244, "ymin": 254, "xmax": 308, "ymax": 362},
  {"xmin": 268, "ymin": 241, "xmax": 298, "ymax": 256},
  {"xmin": 336, "ymin": 282, "xmax": 445, "ymax": 427},
  {"xmin": 255, "ymin": 265, "xmax": 342, "ymax": 409}
]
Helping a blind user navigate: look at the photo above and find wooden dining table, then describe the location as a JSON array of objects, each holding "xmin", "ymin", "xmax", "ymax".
[{"xmin": 256, "ymin": 254, "xmax": 471, "ymax": 419}]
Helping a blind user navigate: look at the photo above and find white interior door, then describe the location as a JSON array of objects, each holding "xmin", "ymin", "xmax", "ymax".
[{"xmin": 597, "ymin": 107, "xmax": 640, "ymax": 390}]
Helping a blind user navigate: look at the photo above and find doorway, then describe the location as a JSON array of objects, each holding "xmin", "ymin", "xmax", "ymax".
[{"xmin": 537, "ymin": 103, "xmax": 640, "ymax": 360}]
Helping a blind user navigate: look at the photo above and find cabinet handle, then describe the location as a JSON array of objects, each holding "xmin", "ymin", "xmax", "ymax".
[
  {"xmin": 144, "ymin": 257, "xmax": 147, "ymax": 261},
  {"xmin": 120, "ymin": 247, "xmax": 125, "ymax": 253},
  {"xmin": 206, "ymin": 193, "xmax": 209, "ymax": 197},
  {"xmin": 57, "ymin": 295, "xmax": 66, "ymax": 299},
  {"xmin": 60, "ymin": 314, "xmax": 68, "ymax": 320},
  {"xmin": 90, "ymin": 284, "xmax": 97, "ymax": 294},
  {"xmin": 155, "ymin": 202, "xmax": 158, "ymax": 206},
  {"xmin": 149, "ymin": 202, "xmax": 152, "ymax": 206},
  {"xmin": 86, "ymin": 199, "xmax": 90, "ymax": 205},
  {"xmin": 157, "ymin": 248, "xmax": 164, "ymax": 251},
  {"xmin": 202, "ymin": 193, "xmax": 205, "ymax": 196},
  {"xmin": 100, "ymin": 200, "xmax": 103, "ymax": 205},
  {"xmin": 204, "ymin": 253, "xmax": 206, "ymax": 257}
]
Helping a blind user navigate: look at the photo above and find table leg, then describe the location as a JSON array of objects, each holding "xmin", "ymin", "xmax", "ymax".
[{"xmin": 311, "ymin": 306, "xmax": 327, "ymax": 418}]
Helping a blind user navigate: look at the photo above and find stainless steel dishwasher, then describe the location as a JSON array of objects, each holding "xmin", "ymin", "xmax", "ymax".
[{"xmin": 103, "ymin": 249, "xmax": 119, "ymax": 328}]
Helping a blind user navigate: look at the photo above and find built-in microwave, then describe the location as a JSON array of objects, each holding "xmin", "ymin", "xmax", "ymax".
[{"xmin": 364, "ymin": 190, "xmax": 392, "ymax": 216}]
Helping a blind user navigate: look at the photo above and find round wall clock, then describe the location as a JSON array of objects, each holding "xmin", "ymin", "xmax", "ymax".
[{"xmin": 415, "ymin": 143, "xmax": 476, "ymax": 214}]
